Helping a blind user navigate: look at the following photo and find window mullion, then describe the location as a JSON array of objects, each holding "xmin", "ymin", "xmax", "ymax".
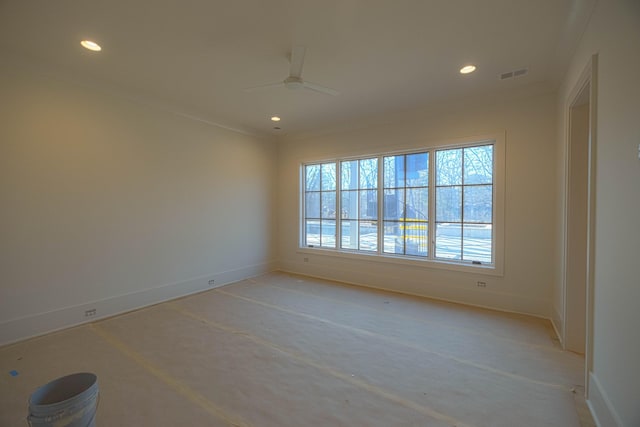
[
  {"xmin": 403, "ymin": 155, "xmax": 407, "ymax": 255},
  {"xmin": 301, "ymin": 166, "xmax": 305, "ymax": 247},
  {"xmin": 428, "ymin": 149, "xmax": 436, "ymax": 260},
  {"xmin": 461, "ymin": 147, "xmax": 465, "ymax": 260},
  {"xmin": 336, "ymin": 161, "xmax": 341, "ymax": 251},
  {"xmin": 377, "ymin": 155, "xmax": 383, "ymax": 254},
  {"xmin": 356, "ymin": 161, "xmax": 361, "ymax": 251},
  {"xmin": 318, "ymin": 169, "xmax": 323, "ymax": 247}
]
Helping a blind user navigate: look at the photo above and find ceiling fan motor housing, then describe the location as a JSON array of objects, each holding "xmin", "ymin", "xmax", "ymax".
[{"xmin": 284, "ymin": 76, "xmax": 304, "ymax": 89}]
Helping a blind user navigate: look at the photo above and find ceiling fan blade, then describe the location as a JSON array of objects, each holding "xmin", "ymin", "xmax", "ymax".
[
  {"xmin": 303, "ymin": 81, "xmax": 339, "ymax": 96},
  {"xmin": 244, "ymin": 81, "xmax": 285, "ymax": 92},
  {"xmin": 289, "ymin": 45, "xmax": 306, "ymax": 78}
]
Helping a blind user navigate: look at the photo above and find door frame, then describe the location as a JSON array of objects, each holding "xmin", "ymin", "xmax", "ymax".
[{"xmin": 562, "ymin": 53, "xmax": 597, "ymax": 395}]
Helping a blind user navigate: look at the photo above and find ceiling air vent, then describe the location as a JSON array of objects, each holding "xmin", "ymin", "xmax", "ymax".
[{"xmin": 500, "ymin": 68, "xmax": 528, "ymax": 80}]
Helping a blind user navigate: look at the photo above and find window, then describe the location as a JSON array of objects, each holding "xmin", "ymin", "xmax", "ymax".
[
  {"xmin": 303, "ymin": 163, "xmax": 336, "ymax": 248},
  {"xmin": 435, "ymin": 145, "xmax": 493, "ymax": 263},
  {"xmin": 301, "ymin": 136, "xmax": 503, "ymax": 272},
  {"xmin": 340, "ymin": 158, "xmax": 378, "ymax": 251},
  {"xmin": 383, "ymin": 152, "xmax": 429, "ymax": 256}
]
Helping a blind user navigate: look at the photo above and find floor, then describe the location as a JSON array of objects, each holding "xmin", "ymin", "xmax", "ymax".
[{"xmin": 0, "ymin": 272, "xmax": 595, "ymax": 426}]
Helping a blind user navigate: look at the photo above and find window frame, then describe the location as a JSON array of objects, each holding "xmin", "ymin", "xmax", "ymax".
[
  {"xmin": 299, "ymin": 133, "xmax": 505, "ymax": 276},
  {"xmin": 382, "ymin": 152, "xmax": 430, "ymax": 257},
  {"xmin": 433, "ymin": 144, "xmax": 495, "ymax": 264},
  {"xmin": 339, "ymin": 157, "xmax": 380, "ymax": 252}
]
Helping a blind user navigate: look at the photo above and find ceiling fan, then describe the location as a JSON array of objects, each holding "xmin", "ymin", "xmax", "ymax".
[{"xmin": 245, "ymin": 45, "xmax": 339, "ymax": 96}]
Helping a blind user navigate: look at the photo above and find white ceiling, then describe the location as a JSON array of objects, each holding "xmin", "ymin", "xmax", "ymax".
[{"xmin": 0, "ymin": 0, "xmax": 593, "ymax": 138}]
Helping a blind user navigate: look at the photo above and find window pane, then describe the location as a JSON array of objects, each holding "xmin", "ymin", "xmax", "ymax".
[
  {"xmin": 321, "ymin": 192, "xmax": 336, "ymax": 219},
  {"xmin": 464, "ymin": 145, "xmax": 493, "ymax": 185},
  {"xmin": 321, "ymin": 163, "xmax": 336, "ymax": 191},
  {"xmin": 404, "ymin": 221, "xmax": 428, "ymax": 256},
  {"xmin": 436, "ymin": 148, "xmax": 462, "ymax": 186},
  {"xmin": 359, "ymin": 189, "xmax": 378, "ymax": 219},
  {"xmin": 436, "ymin": 186, "xmax": 462, "ymax": 222},
  {"xmin": 383, "ymin": 221, "xmax": 404, "ymax": 254},
  {"xmin": 341, "ymin": 160, "xmax": 358, "ymax": 190},
  {"xmin": 463, "ymin": 185, "xmax": 492, "ymax": 223},
  {"xmin": 359, "ymin": 158, "xmax": 378, "ymax": 189},
  {"xmin": 341, "ymin": 190, "xmax": 357, "ymax": 219},
  {"xmin": 341, "ymin": 220, "xmax": 358, "ymax": 249},
  {"xmin": 383, "ymin": 155, "xmax": 405, "ymax": 188},
  {"xmin": 406, "ymin": 152, "xmax": 429, "ymax": 187},
  {"xmin": 383, "ymin": 188, "xmax": 404, "ymax": 220},
  {"xmin": 305, "ymin": 164, "xmax": 320, "ymax": 191},
  {"xmin": 305, "ymin": 192, "xmax": 320, "ymax": 218},
  {"xmin": 435, "ymin": 223, "xmax": 462, "ymax": 259},
  {"xmin": 463, "ymin": 224, "xmax": 492, "ymax": 263},
  {"xmin": 320, "ymin": 220, "xmax": 336, "ymax": 248},
  {"xmin": 305, "ymin": 220, "xmax": 320, "ymax": 246},
  {"xmin": 405, "ymin": 187, "xmax": 428, "ymax": 220},
  {"xmin": 359, "ymin": 221, "xmax": 377, "ymax": 251}
]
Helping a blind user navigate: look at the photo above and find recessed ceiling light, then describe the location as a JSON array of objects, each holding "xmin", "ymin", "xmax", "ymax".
[
  {"xmin": 460, "ymin": 65, "xmax": 476, "ymax": 74},
  {"xmin": 271, "ymin": 116, "xmax": 281, "ymax": 122},
  {"xmin": 80, "ymin": 40, "xmax": 102, "ymax": 52}
]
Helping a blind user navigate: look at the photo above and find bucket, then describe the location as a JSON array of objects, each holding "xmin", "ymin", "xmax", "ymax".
[{"xmin": 27, "ymin": 372, "xmax": 99, "ymax": 427}]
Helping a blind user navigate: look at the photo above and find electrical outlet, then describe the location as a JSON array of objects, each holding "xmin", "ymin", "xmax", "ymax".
[
  {"xmin": 477, "ymin": 281, "xmax": 487, "ymax": 288},
  {"xmin": 84, "ymin": 309, "xmax": 96, "ymax": 317},
  {"xmin": 208, "ymin": 279, "xmax": 215, "ymax": 285},
  {"xmin": 303, "ymin": 257, "xmax": 309, "ymax": 262}
]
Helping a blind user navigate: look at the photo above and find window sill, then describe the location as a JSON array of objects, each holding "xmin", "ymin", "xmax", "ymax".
[{"xmin": 297, "ymin": 247, "xmax": 503, "ymax": 277}]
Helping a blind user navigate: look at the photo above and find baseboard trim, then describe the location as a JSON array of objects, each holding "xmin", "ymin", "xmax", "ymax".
[
  {"xmin": 278, "ymin": 262, "xmax": 549, "ymax": 319},
  {"xmin": 551, "ymin": 306, "xmax": 564, "ymax": 346},
  {"xmin": 0, "ymin": 261, "xmax": 276, "ymax": 347},
  {"xmin": 587, "ymin": 372, "xmax": 622, "ymax": 427}
]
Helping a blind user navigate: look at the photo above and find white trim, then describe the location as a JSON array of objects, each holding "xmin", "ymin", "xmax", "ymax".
[
  {"xmin": 299, "ymin": 132, "xmax": 505, "ymax": 276},
  {"xmin": 587, "ymin": 372, "xmax": 623, "ymax": 427},
  {"xmin": 298, "ymin": 133, "xmax": 503, "ymax": 168},
  {"xmin": 550, "ymin": 307, "xmax": 563, "ymax": 346},
  {"xmin": 279, "ymin": 263, "xmax": 549, "ymax": 318},
  {"xmin": 0, "ymin": 261, "xmax": 276, "ymax": 347},
  {"xmin": 297, "ymin": 247, "xmax": 500, "ymax": 276},
  {"xmin": 585, "ymin": 54, "xmax": 597, "ymax": 394},
  {"xmin": 561, "ymin": 53, "xmax": 597, "ymax": 395}
]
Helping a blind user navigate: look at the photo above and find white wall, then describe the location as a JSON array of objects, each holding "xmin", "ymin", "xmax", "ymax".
[
  {"xmin": 277, "ymin": 86, "xmax": 558, "ymax": 317},
  {"xmin": 0, "ymin": 63, "xmax": 278, "ymax": 345},
  {"xmin": 557, "ymin": 1, "xmax": 640, "ymax": 425}
]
